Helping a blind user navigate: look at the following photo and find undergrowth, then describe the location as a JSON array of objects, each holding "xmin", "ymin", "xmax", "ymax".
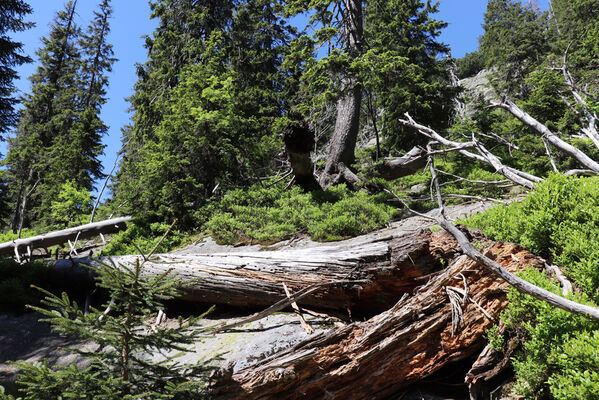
[
  {"xmin": 203, "ymin": 183, "xmax": 395, "ymax": 244},
  {"xmin": 465, "ymin": 174, "xmax": 599, "ymax": 400}
]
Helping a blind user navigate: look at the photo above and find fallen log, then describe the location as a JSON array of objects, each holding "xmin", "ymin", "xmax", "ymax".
[
  {"xmin": 0, "ymin": 216, "xmax": 132, "ymax": 258},
  {"xmin": 64, "ymin": 228, "xmax": 462, "ymax": 315},
  {"xmin": 209, "ymin": 240, "xmax": 545, "ymax": 399}
]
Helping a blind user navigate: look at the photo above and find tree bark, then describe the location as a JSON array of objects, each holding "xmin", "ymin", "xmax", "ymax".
[
  {"xmin": 321, "ymin": 0, "xmax": 363, "ymax": 187},
  {"xmin": 76, "ymin": 229, "xmax": 461, "ymax": 315},
  {"xmin": 374, "ymin": 146, "xmax": 428, "ymax": 180},
  {"xmin": 282, "ymin": 122, "xmax": 321, "ymax": 191},
  {"xmin": 208, "ymin": 240, "xmax": 545, "ymax": 399}
]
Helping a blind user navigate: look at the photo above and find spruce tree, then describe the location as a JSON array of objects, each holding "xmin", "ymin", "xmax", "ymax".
[
  {"xmin": 0, "ymin": 0, "xmax": 33, "ymax": 137},
  {"xmin": 479, "ymin": 0, "xmax": 549, "ymax": 95},
  {"xmin": 285, "ymin": 0, "xmax": 453, "ymax": 184},
  {"xmin": 550, "ymin": 0, "xmax": 599, "ymax": 86},
  {"xmin": 6, "ymin": 240, "xmax": 212, "ymax": 399},
  {"xmin": 4, "ymin": 0, "xmax": 114, "ymax": 231},
  {"xmin": 113, "ymin": 0, "xmax": 294, "ymax": 227},
  {"xmin": 4, "ymin": 0, "xmax": 81, "ymax": 232}
]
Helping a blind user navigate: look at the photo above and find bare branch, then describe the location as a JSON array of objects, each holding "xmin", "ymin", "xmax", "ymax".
[
  {"xmin": 490, "ymin": 100, "xmax": 599, "ymax": 173},
  {"xmin": 398, "ymin": 114, "xmax": 541, "ymax": 189},
  {"xmin": 387, "ymin": 167, "xmax": 599, "ymax": 322}
]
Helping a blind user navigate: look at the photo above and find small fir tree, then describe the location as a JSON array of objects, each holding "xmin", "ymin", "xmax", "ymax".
[{"xmin": 3, "ymin": 233, "xmax": 213, "ymax": 400}]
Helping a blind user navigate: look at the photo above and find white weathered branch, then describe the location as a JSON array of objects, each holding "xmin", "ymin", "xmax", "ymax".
[
  {"xmin": 398, "ymin": 114, "xmax": 541, "ymax": 188},
  {"xmin": 0, "ymin": 216, "xmax": 132, "ymax": 257},
  {"xmin": 490, "ymin": 100, "xmax": 599, "ymax": 173}
]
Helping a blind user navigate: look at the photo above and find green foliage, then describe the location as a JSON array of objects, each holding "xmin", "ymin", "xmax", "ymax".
[
  {"xmin": 0, "ymin": 0, "xmax": 33, "ymax": 136},
  {"xmin": 454, "ymin": 51, "xmax": 485, "ymax": 79},
  {"xmin": 203, "ymin": 184, "xmax": 395, "ymax": 244},
  {"xmin": 49, "ymin": 180, "xmax": 92, "ymax": 228},
  {"xmin": 548, "ymin": 330, "xmax": 599, "ymax": 400},
  {"xmin": 4, "ymin": 0, "xmax": 114, "ymax": 231},
  {"xmin": 465, "ymin": 175, "xmax": 599, "ymax": 399},
  {"xmin": 0, "ymin": 258, "xmax": 48, "ymax": 313},
  {"xmin": 479, "ymin": 0, "xmax": 548, "ymax": 94},
  {"xmin": 8, "ymin": 250, "xmax": 211, "ymax": 399},
  {"xmin": 500, "ymin": 269, "xmax": 599, "ymax": 399},
  {"xmin": 285, "ymin": 0, "xmax": 455, "ymax": 151},
  {"xmin": 113, "ymin": 0, "xmax": 293, "ymax": 229},
  {"xmin": 101, "ymin": 218, "xmax": 184, "ymax": 256}
]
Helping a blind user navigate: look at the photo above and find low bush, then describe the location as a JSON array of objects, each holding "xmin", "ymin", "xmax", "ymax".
[
  {"xmin": 466, "ymin": 175, "xmax": 599, "ymax": 399},
  {"xmin": 203, "ymin": 183, "xmax": 396, "ymax": 244}
]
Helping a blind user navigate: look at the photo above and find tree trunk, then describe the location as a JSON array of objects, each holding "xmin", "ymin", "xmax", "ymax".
[
  {"xmin": 282, "ymin": 122, "xmax": 321, "ymax": 191},
  {"xmin": 321, "ymin": 0, "xmax": 363, "ymax": 187},
  {"xmin": 209, "ymin": 240, "xmax": 545, "ymax": 399},
  {"xmin": 73, "ymin": 229, "xmax": 461, "ymax": 315}
]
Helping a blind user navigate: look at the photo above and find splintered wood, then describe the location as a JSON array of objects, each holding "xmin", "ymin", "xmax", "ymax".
[{"xmin": 209, "ymin": 239, "xmax": 544, "ymax": 399}]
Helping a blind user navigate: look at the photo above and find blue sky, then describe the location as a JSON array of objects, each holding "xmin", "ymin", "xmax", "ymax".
[{"xmin": 8, "ymin": 0, "xmax": 549, "ymax": 198}]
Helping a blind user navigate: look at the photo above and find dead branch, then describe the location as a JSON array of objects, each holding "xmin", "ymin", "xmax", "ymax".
[
  {"xmin": 490, "ymin": 100, "xmax": 599, "ymax": 173},
  {"xmin": 396, "ymin": 163, "xmax": 599, "ymax": 322},
  {"xmin": 398, "ymin": 114, "xmax": 542, "ymax": 189},
  {"xmin": 0, "ymin": 216, "xmax": 132, "ymax": 258}
]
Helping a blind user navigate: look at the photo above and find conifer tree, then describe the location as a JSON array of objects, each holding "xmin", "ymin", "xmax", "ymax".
[
  {"xmin": 0, "ymin": 0, "xmax": 33, "ymax": 136},
  {"xmin": 4, "ymin": 0, "xmax": 115, "ymax": 231},
  {"xmin": 113, "ymin": 0, "xmax": 294, "ymax": 227},
  {"xmin": 6, "ymin": 240, "xmax": 212, "ymax": 399},
  {"xmin": 549, "ymin": 0, "xmax": 599, "ymax": 86},
  {"xmin": 5, "ymin": 0, "xmax": 81, "ymax": 232},
  {"xmin": 285, "ymin": 0, "xmax": 453, "ymax": 185},
  {"xmin": 479, "ymin": 0, "xmax": 549, "ymax": 95}
]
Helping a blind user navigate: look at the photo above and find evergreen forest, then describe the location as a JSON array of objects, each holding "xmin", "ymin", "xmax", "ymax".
[{"xmin": 1, "ymin": 0, "xmax": 599, "ymax": 399}]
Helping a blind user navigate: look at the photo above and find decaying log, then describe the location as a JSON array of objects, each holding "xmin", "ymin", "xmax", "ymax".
[
  {"xmin": 0, "ymin": 216, "xmax": 132, "ymax": 257},
  {"xmin": 282, "ymin": 122, "xmax": 321, "ymax": 191},
  {"xmin": 209, "ymin": 239, "xmax": 545, "ymax": 399},
  {"xmin": 67, "ymin": 229, "xmax": 462, "ymax": 315}
]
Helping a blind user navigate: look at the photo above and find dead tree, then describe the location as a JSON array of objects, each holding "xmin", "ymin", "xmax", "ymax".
[
  {"xmin": 60, "ymin": 228, "xmax": 461, "ymax": 316},
  {"xmin": 282, "ymin": 122, "xmax": 321, "ymax": 191},
  {"xmin": 209, "ymin": 239, "xmax": 546, "ymax": 399},
  {"xmin": 0, "ymin": 216, "xmax": 132, "ymax": 260}
]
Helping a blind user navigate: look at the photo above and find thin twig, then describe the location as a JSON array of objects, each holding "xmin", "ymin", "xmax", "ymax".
[{"xmin": 210, "ymin": 279, "xmax": 369, "ymax": 333}]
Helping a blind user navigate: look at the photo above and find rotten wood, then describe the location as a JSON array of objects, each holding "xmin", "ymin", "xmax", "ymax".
[
  {"xmin": 282, "ymin": 122, "xmax": 321, "ymax": 191},
  {"xmin": 0, "ymin": 216, "xmax": 132, "ymax": 257},
  {"xmin": 209, "ymin": 240, "xmax": 546, "ymax": 399}
]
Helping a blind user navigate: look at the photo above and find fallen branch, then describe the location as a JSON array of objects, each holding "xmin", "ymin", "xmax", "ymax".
[
  {"xmin": 0, "ymin": 216, "xmax": 132, "ymax": 258},
  {"xmin": 490, "ymin": 100, "xmax": 599, "ymax": 173},
  {"xmin": 390, "ymin": 162, "xmax": 599, "ymax": 322}
]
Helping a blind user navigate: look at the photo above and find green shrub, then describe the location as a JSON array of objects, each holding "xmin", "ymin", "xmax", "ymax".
[
  {"xmin": 101, "ymin": 217, "xmax": 184, "ymax": 256},
  {"xmin": 203, "ymin": 184, "xmax": 395, "ymax": 244},
  {"xmin": 465, "ymin": 175, "xmax": 599, "ymax": 399}
]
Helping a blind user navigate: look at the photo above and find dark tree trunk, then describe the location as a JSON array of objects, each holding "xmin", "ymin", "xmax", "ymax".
[
  {"xmin": 321, "ymin": 0, "xmax": 363, "ymax": 187},
  {"xmin": 282, "ymin": 122, "xmax": 321, "ymax": 191}
]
